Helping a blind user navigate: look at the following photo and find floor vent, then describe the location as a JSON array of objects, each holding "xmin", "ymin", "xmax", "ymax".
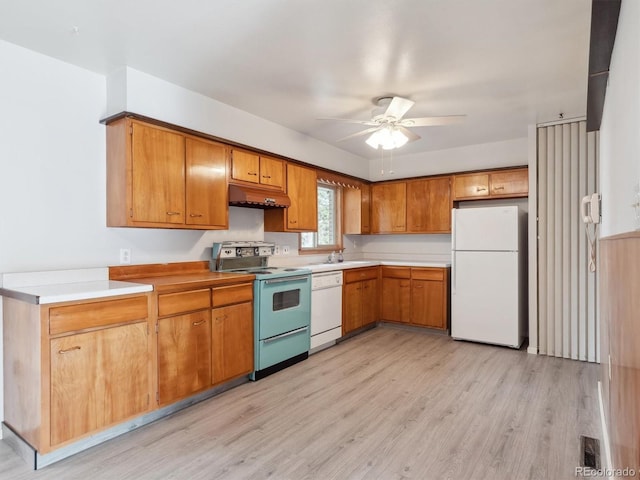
[{"xmin": 581, "ymin": 435, "xmax": 601, "ymax": 470}]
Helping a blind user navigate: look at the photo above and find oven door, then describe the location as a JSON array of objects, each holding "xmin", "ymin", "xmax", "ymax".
[{"xmin": 256, "ymin": 274, "xmax": 311, "ymax": 340}]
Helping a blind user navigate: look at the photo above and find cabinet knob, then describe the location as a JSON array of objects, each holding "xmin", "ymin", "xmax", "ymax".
[
  {"xmin": 166, "ymin": 211, "xmax": 181, "ymax": 216},
  {"xmin": 58, "ymin": 346, "xmax": 81, "ymax": 354}
]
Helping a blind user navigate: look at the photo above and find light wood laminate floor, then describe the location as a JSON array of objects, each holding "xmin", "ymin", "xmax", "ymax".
[{"xmin": 0, "ymin": 326, "xmax": 600, "ymax": 480}]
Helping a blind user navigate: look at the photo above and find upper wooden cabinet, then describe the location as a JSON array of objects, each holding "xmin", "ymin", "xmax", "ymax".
[
  {"xmin": 406, "ymin": 177, "xmax": 452, "ymax": 233},
  {"xmin": 343, "ymin": 183, "xmax": 371, "ymax": 235},
  {"xmin": 371, "ymin": 182, "xmax": 407, "ymax": 233},
  {"xmin": 230, "ymin": 149, "xmax": 285, "ymax": 190},
  {"xmin": 106, "ymin": 118, "xmax": 228, "ymax": 230},
  {"xmin": 264, "ymin": 163, "xmax": 317, "ymax": 232},
  {"xmin": 371, "ymin": 177, "xmax": 452, "ymax": 234},
  {"xmin": 453, "ymin": 168, "xmax": 528, "ymax": 201}
]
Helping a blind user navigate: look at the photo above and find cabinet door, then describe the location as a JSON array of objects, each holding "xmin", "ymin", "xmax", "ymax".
[
  {"xmin": 131, "ymin": 122, "xmax": 185, "ymax": 224},
  {"xmin": 286, "ymin": 163, "xmax": 318, "ymax": 231},
  {"xmin": 407, "ymin": 177, "xmax": 451, "ymax": 233},
  {"xmin": 453, "ymin": 173, "xmax": 489, "ymax": 200},
  {"xmin": 361, "ymin": 279, "xmax": 378, "ymax": 326},
  {"xmin": 259, "ymin": 156, "xmax": 285, "ymax": 190},
  {"xmin": 212, "ymin": 302, "xmax": 254, "ymax": 384},
  {"xmin": 411, "ymin": 279, "xmax": 446, "ymax": 329},
  {"xmin": 231, "ymin": 149, "xmax": 260, "ymax": 184},
  {"xmin": 157, "ymin": 310, "xmax": 212, "ymax": 405},
  {"xmin": 381, "ymin": 277, "xmax": 411, "ymax": 323},
  {"xmin": 50, "ymin": 322, "xmax": 150, "ymax": 446},
  {"xmin": 371, "ymin": 183, "xmax": 407, "ymax": 233},
  {"xmin": 490, "ymin": 168, "xmax": 528, "ymax": 197},
  {"xmin": 343, "ymin": 282, "xmax": 363, "ymax": 334},
  {"xmin": 185, "ymin": 138, "xmax": 228, "ymax": 228},
  {"xmin": 361, "ymin": 184, "xmax": 371, "ymax": 234}
]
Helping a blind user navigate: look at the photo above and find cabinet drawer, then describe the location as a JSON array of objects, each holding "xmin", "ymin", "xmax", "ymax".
[
  {"xmin": 158, "ymin": 289, "xmax": 211, "ymax": 317},
  {"xmin": 49, "ymin": 296, "xmax": 148, "ymax": 335},
  {"xmin": 212, "ymin": 283, "xmax": 253, "ymax": 307},
  {"xmin": 344, "ymin": 267, "xmax": 379, "ymax": 283},
  {"xmin": 381, "ymin": 266, "xmax": 411, "ymax": 279},
  {"xmin": 411, "ymin": 268, "xmax": 444, "ymax": 281}
]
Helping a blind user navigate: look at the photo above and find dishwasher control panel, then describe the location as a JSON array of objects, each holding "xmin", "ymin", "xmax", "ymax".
[{"xmin": 311, "ymin": 271, "xmax": 343, "ymax": 290}]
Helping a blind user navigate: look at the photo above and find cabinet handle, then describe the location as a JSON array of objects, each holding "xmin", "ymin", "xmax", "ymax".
[
  {"xmin": 476, "ymin": 186, "xmax": 487, "ymax": 192},
  {"xmin": 395, "ymin": 225, "xmax": 404, "ymax": 228},
  {"xmin": 415, "ymin": 285, "xmax": 423, "ymax": 289},
  {"xmin": 248, "ymin": 172, "xmax": 258, "ymax": 176},
  {"xmin": 290, "ymin": 220, "xmax": 297, "ymax": 224},
  {"xmin": 58, "ymin": 346, "xmax": 81, "ymax": 354},
  {"xmin": 166, "ymin": 211, "xmax": 181, "ymax": 216},
  {"xmin": 189, "ymin": 213, "xmax": 203, "ymax": 218},
  {"xmin": 215, "ymin": 314, "xmax": 228, "ymax": 322},
  {"xmin": 192, "ymin": 320, "xmax": 206, "ymax": 326},
  {"xmin": 493, "ymin": 186, "xmax": 505, "ymax": 191},
  {"xmin": 262, "ymin": 175, "xmax": 272, "ymax": 179}
]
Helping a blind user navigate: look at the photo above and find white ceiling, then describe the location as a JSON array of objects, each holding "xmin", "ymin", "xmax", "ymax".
[{"xmin": 0, "ymin": 0, "xmax": 591, "ymax": 159}]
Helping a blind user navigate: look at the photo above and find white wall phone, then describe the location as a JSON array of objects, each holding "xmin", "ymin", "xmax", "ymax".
[
  {"xmin": 582, "ymin": 193, "xmax": 601, "ymax": 272},
  {"xmin": 581, "ymin": 193, "xmax": 601, "ymax": 224}
]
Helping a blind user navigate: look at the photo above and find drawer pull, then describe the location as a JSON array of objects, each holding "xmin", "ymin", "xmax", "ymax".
[
  {"xmin": 493, "ymin": 186, "xmax": 505, "ymax": 191},
  {"xmin": 262, "ymin": 175, "xmax": 272, "ymax": 179},
  {"xmin": 166, "ymin": 211, "xmax": 181, "ymax": 216},
  {"xmin": 248, "ymin": 172, "xmax": 258, "ymax": 176},
  {"xmin": 414, "ymin": 285, "xmax": 424, "ymax": 289},
  {"xmin": 476, "ymin": 186, "xmax": 487, "ymax": 192},
  {"xmin": 290, "ymin": 220, "xmax": 298, "ymax": 224},
  {"xmin": 189, "ymin": 213, "xmax": 203, "ymax": 217},
  {"xmin": 215, "ymin": 314, "xmax": 228, "ymax": 322},
  {"xmin": 192, "ymin": 320, "xmax": 206, "ymax": 326},
  {"xmin": 58, "ymin": 346, "xmax": 81, "ymax": 354}
]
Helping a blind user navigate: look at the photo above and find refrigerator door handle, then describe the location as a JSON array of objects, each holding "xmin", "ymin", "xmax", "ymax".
[
  {"xmin": 451, "ymin": 208, "xmax": 457, "ymax": 251},
  {"xmin": 452, "ymin": 250, "xmax": 456, "ymax": 294}
]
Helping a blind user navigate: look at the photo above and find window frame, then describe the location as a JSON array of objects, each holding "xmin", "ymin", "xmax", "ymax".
[{"xmin": 299, "ymin": 182, "xmax": 343, "ymax": 254}]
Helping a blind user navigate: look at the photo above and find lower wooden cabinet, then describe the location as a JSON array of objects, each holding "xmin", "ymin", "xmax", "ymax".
[
  {"xmin": 157, "ymin": 310, "xmax": 212, "ymax": 406},
  {"xmin": 380, "ymin": 266, "xmax": 450, "ymax": 330},
  {"xmin": 50, "ymin": 322, "xmax": 150, "ymax": 446},
  {"xmin": 343, "ymin": 267, "xmax": 379, "ymax": 334},
  {"xmin": 212, "ymin": 301, "xmax": 253, "ymax": 384}
]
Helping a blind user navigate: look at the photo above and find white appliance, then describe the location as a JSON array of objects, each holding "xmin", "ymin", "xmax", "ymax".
[
  {"xmin": 451, "ymin": 206, "xmax": 527, "ymax": 348},
  {"xmin": 310, "ymin": 271, "xmax": 343, "ymax": 352}
]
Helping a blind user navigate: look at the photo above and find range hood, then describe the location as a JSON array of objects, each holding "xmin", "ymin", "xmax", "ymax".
[{"xmin": 228, "ymin": 184, "xmax": 291, "ymax": 209}]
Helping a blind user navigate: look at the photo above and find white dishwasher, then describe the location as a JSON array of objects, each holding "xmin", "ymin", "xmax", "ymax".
[{"xmin": 310, "ymin": 270, "xmax": 343, "ymax": 352}]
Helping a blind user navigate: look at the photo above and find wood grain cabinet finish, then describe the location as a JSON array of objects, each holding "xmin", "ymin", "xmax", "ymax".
[
  {"xmin": 406, "ymin": 177, "xmax": 452, "ymax": 233},
  {"xmin": 342, "ymin": 267, "xmax": 379, "ymax": 335},
  {"xmin": 264, "ymin": 163, "xmax": 318, "ymax": 232},
  {"xmin": 106, "ymin": 117, "xmax": 228, "ymax": 230},
  {"xmin": 343, "ymin": 184, "xmax": 371, "ymax": 235},
  {"xmin": 371, "ymin": 182, "xmax": 407, "ymax": 233},
  {"xmin": 3, "ymin": 294, "xmax": 152, "ymax": 454},
  {"xmin": 380, "ymin": 266, "xmax": 450, "ymax": 330},
  {"xmin": 230, "ymin": 149, "xmax": 285, "ymax": 190},
  {"xmin": 453, "ymin": 168, "xmax": 528, "ymax": 201},
  {"xmin": 212, "ymin": 301, "xmax": 253, "ymax": 385}
]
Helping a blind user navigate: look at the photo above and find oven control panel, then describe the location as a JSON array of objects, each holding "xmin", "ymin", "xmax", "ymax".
[{"xmin": 214, "ymin": 242, "xmax": 275, "ymax": 259}]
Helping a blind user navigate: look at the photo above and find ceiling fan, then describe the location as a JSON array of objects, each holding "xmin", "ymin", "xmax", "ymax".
[{"xmin": 321, "ymin": 96, "xmax": 466, "ymax": 150}]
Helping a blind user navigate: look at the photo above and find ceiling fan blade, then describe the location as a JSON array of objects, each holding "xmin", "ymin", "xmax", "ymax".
[
  {"xmin": 396, "ymin": 126, "xmax": 421, "ymax": 142},
  {"xmin": 399, "ymin": 115, "xmax": 466, "ymax": 127},
  {"xmin": 317, "ymin": 117, "xmax": 378, "ymax": 126},
  {"xmin": 384, "ymin": 97, "xmax": 415, "ymax": 120},
  {"xmin": 336, "ymin": 126, "xmax": 381, "ymax": 142}
]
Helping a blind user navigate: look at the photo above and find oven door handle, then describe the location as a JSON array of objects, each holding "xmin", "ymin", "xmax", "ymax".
[
  {"xmin": 263, "ymin": 326, "xmax": 309, "ymax": 343},
  {"xmin": 264, "ymin": 275, "xmax": 309, "ymax": 285}
]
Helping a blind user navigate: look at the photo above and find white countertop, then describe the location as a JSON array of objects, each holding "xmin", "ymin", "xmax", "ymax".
[
  {"xmin": 302, "ymin": 260, "xmax": 451, "ymax": 273},
  {"xmin": 0, "ymin": 268, "xmax": 153, "ymax": 304}
]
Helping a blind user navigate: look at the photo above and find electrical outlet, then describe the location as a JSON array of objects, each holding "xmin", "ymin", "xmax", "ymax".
[
  {"xmin": 119, "ymin": 248, "xmax": 131, "ymax": 265},
  {"xmin": 274, "ymin": 245, "xmax": 281, "ymax": 255},
  {"xmin": 282, "ymin": 245, "xmax": 290, "ymax": 255}
]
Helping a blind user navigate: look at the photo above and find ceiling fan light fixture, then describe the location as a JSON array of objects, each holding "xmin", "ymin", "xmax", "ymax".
[{"xmin": 365, "ymin": 125, "xmax": 408, "ymax": 150}]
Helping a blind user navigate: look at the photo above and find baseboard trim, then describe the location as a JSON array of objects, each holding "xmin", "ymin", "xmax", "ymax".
[
  {"xmin": 527, "ymin": 346, "xmax": 538, "ymax": 355},
  {"xmin": 597, "ymin": 380, "xmax": 613, "ymax": 478}
]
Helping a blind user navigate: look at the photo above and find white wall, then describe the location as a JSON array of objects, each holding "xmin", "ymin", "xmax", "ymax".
[
  {"xmin": 367, "ymin": 137, "xmax": 528, "ymax": 182},
  {"xmin": 599, "ymin": 0, "xmax": 640, "ymax": 237},
  {"xmin": 111, "ymin": 67, "xmax": 370, "ymax": 180}
]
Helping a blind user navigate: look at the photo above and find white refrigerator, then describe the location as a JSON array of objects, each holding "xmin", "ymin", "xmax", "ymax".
[{"xmin": 451, "ymin": 206, "xmax": 527, "ymax": 348}]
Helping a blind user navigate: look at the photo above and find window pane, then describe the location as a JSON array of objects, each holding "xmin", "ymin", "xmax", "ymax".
[
  {"xmin": 317, "ymin": 186, "xmax": 335, "ymax": 246},
  {"xmin": 300, "ymin": 232, "xmax": 316, "ymax": 248}
]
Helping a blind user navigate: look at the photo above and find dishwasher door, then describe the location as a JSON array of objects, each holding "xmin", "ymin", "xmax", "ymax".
[{"xmin": 311, "ymin": 271, "xmax": 343, "ymax": 351}]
